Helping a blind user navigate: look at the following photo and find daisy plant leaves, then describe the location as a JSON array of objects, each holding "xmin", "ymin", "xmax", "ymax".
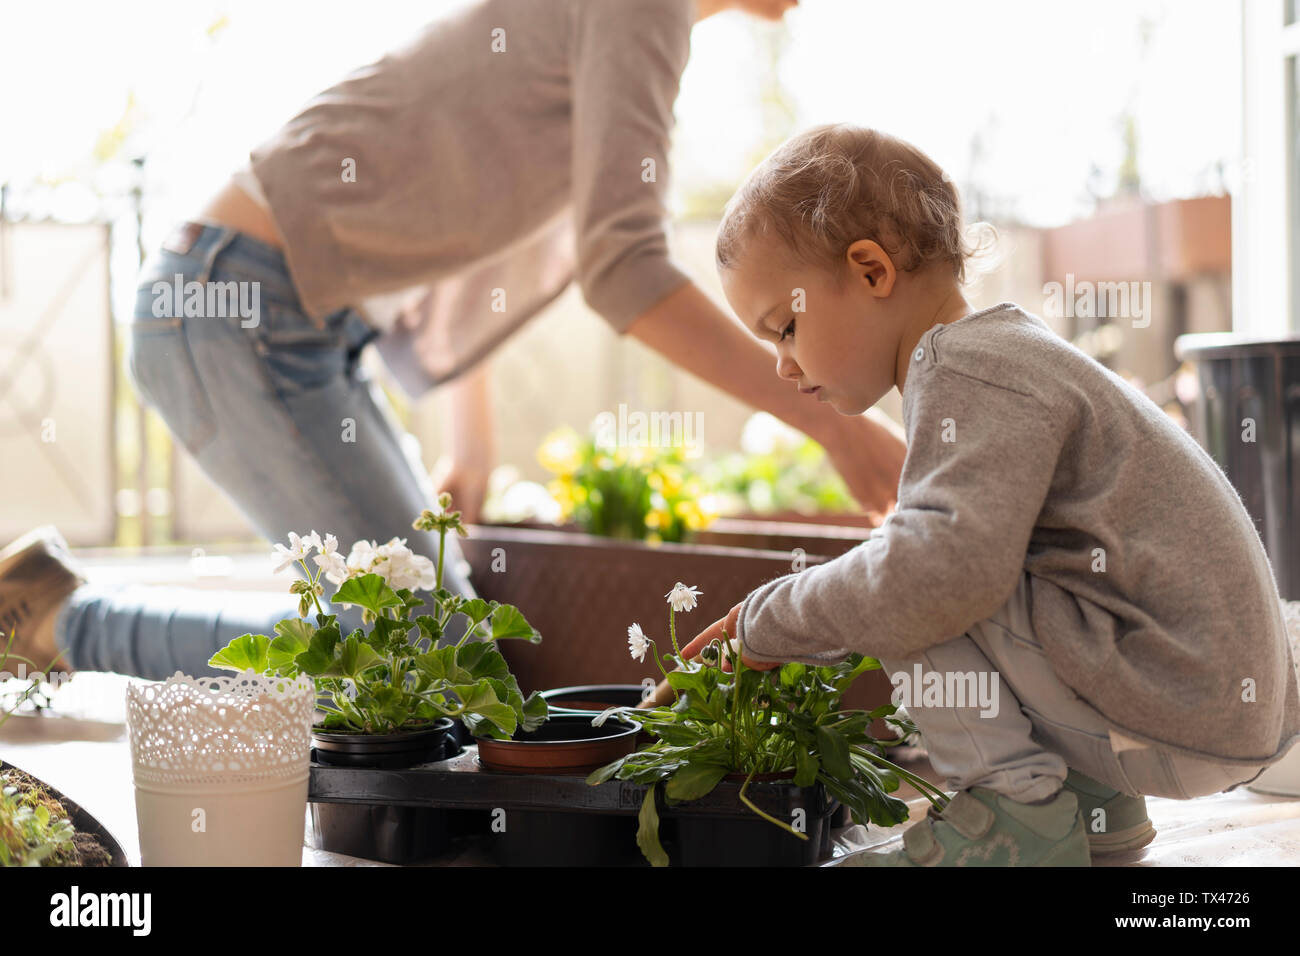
[
  {"xmin": 637, "ymin": 785, "xmax": 670, "ymax": 868},
  {"xmin": 585, "ymin": 586, "xmax": 951, "ymax": 865}
]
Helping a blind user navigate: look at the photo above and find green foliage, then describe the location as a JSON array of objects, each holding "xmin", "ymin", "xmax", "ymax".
[
  {"xmin": 698, "ymin": 417, "xmax": 857, "ymax": 517},
  {"xmin": 537, "ymin": 426, "xmax": 714, "ymax": 544},
  {"xmin": 207, "ymin": 497, "xmax": 547, "ymax": 738},
  {"xmin": 587, "ymin": 633, "xmax": 942, "ymax": 867}
]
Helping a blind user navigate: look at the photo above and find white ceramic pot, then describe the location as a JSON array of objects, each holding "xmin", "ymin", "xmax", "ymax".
[{"xmin": 126, "ymin": 670, "xmax": 316, "ymax": 866}]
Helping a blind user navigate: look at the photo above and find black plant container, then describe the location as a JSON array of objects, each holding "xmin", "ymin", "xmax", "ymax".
[
  {"xmin": 660, "ymin": 775, "xmax": 838, "ymax": 867},
  {"xmin": 540, "ymin": 684, "xmax": 648, "ymax": 713},
  {"xmin": 309, "ymin": 746, "xmax": 844, "ymax": 866},
  {"xmin": 307, "ymin": 717, "xmax": 462, "ymax": 864},
  {"xmin": 312, "ymin": 717, "xmax": 456, "ymax": 769}
]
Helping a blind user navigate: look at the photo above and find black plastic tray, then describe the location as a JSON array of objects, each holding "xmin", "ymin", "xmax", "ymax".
[{"xmin": 308, "ymin": 745, "xmax": 839, "ymax": 866}]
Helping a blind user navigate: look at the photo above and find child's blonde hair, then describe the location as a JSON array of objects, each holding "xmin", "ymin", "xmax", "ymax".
[{"xmin": 716, "ymin": 123, "xmax": 988, "ymax": 286}]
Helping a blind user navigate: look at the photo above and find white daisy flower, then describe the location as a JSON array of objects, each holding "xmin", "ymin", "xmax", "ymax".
[
  {"xmin": 665, "ymin": 582, "xmax": 702, "ymax": 613},
  {"xmin": 272, "ymin": 531, "xmax": 310, "ymax": 574},
  {"xmin": 627, "ymin": 623, "xmax": 650, "ymax": 662}
]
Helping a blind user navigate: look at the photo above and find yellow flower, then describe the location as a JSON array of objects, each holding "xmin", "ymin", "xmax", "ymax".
[
  {"xmin": 537, "ymin": 428, "xmax": 583, "ymax": 475},
  {"xmin": 547, "ymin": 478, "xmax": 575, "ymax": 517}
]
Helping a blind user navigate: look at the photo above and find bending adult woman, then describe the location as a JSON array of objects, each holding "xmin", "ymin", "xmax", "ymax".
[{"xmin": 0, "ymin": 0, "xmax": 905, "ymax": 680}]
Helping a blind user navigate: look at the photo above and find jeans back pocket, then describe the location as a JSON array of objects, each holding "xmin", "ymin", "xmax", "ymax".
[{"xmin": 127, "ymin": 315, "xmax": 219, "ymax": 457}]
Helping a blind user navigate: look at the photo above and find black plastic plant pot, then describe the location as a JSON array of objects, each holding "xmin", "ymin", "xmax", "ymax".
[
  {"xmin": 474, "ymin": 713, "xmax": 642, "ymax": 774},
  {"xmin": 539, "ymin": 685, "xmax": 655, "ymax": 745},
  {"xmin": 312, "ymin": 716, "xmax": 457, "ymax": 769},
  {"xmin": 659, "ymin": 776, "xmax": 839, "ymax": 867},
  {"xmin": 308, "ymin": 802, "xmax": 460, "ymax": 865}
]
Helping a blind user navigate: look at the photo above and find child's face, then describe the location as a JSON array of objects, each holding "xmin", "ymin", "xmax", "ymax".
[{"xmin": 720, "ymin": 235, "xmax": 900, "ymax": 416}]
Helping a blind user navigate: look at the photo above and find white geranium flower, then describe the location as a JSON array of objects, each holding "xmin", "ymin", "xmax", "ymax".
[
  {"xmin": 409, "ymin": 553, "xmax": 438, "ymax": 592},
  {"xmin": 627, "ymin": 623, "xmax": 650, "ymax": 662},
  {"xmin": 271, "ymin": 531, "xmax": 310, "ymax": 574},
  {"xmin": 665, "ymin": 582, "xmax": 702, "ymax": 613},
  {"xmin": 346, "ymin": 539, "xmax": 378, "ymax": 576},
  {"xmin": 374, "ymin": 537, "xmax": 425, "ymax": 590},
  {"xmin": 313, "ymin": 533, "xmax": 348, "ymax": 586}
]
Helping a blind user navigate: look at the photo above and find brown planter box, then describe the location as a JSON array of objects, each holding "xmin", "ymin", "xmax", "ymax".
[
  {"xmin": 461, "ymin": 522, "xmax": 896, "ymax": 735},
  {"xmin": 686, "ymin": 517, "xmax": 872, "ymax": 558}
]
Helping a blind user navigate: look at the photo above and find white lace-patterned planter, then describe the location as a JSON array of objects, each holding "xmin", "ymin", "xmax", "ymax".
[{"xmin": 126, "ymin": 670, "xmax": 316, "ymax": 866}]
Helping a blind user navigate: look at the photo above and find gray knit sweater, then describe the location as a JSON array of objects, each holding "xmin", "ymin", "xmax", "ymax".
[{"xmin": 737, "ymin": 302, "xmax": 1300, "ymax": 764}]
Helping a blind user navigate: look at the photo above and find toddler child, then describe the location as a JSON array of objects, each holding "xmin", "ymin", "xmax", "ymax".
[{"xmin": 681, "ymin": 123, "xmax": 1300, "ymax": 866}]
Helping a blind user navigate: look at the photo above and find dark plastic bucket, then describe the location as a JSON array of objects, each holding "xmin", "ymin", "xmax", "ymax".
[{"xmin": 1175, "ymin": 333, "xmax": 1300, "ymax": 600}]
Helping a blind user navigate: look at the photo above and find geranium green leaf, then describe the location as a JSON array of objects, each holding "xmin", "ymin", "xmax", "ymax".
[
  {"xmin": 415, "ymin": 615, "xmax": 443, "ymax": 643},
  {"xmin": 458, "ymin": 641, "xmax": 510, "ymax": 682},
  {"xmin": 414, "ymin": 646, "xmax": 471, "ymax": 685},
  {"xmin": 338, "ymin": 634, "xmax": 383, "ymax": 678},
  {"xmin": 519, "ymin": 691, "xmax": 549, "ymax": 732},
  {"xmin": 490, "ymin": 604, "xmax": 540, "ymax": 642},
  {"xmin": 208, "ymin": 634, "xmax": 271, "ymax": 673},
  {"xmin": 295, "ymin": 626, "xmax": 341, "ymax": 676},
  {"xmin": 458, "ymin": 598, "xmax": 494, "ymax": 627},
  {"xmin": 332, "ymin": 573, "xmax": 403, "ymax": 618},
  {"xmin": 664, "ymin": 762, "xmax": 727, "ymax": 802},
  {"xmin": 637, "ymin": 785, "xmax": 670, "ymax": 868},
  {"xmin": 451, "ymin": 681, "xmax": 517, "ymax": 737},
  {"xmin": 370, "ymin": 614, "xmax": 413, "ymax": 653},
  {"xmin": 268, "ymin": 618, "xmax": 314, "ymax": 672}
]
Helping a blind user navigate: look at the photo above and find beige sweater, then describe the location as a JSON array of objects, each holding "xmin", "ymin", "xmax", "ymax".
[
  {"xmin": 248, "ymin": 0, "xmax": 696, "ymax": 394},
  {"xmin": 738, "ymin": 302, "xmax": 1300, "ymax": 765}
]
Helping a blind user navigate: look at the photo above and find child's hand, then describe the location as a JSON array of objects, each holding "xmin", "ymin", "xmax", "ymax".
[{"xmin": 678, "ymin": 601, "xmax": 782, "ymax": 672}]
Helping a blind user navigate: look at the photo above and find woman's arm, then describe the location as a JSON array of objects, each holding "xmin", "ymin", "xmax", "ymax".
[
  {"xmin": 430, "ymin": 358, "xmax": 495, "ymax": 524},
  {"xmin": 627, "ymin": 281, "xmax": 906, "ymax": 522}
]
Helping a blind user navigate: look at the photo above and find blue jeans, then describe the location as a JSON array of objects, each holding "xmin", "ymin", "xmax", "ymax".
[{"xmin": 54, "ymin": 223, "xmax": 477, "ymax": 679}]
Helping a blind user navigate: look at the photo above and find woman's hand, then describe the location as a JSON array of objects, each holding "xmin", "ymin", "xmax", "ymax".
[
  {"xmin": 430, "ymin": 456, "xmax": 490, "ymax": 525},
  {"xmin": 822, "ymin": 408, "xmax": 906, "ymax": 525},
  {"xmin": 679, "ymin": 600, "xmax": 782, "ymax": 672}
]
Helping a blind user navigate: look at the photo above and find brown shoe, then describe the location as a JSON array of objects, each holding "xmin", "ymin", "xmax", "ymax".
[{"xmin": 0, "ymin": 527, "xmax": 87, "ymax": 678}]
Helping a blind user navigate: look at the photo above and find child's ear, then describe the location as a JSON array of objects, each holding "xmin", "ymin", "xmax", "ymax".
[{"xmin": 845, "ymin": 240, "xmax": 896, "ymax": 297}]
